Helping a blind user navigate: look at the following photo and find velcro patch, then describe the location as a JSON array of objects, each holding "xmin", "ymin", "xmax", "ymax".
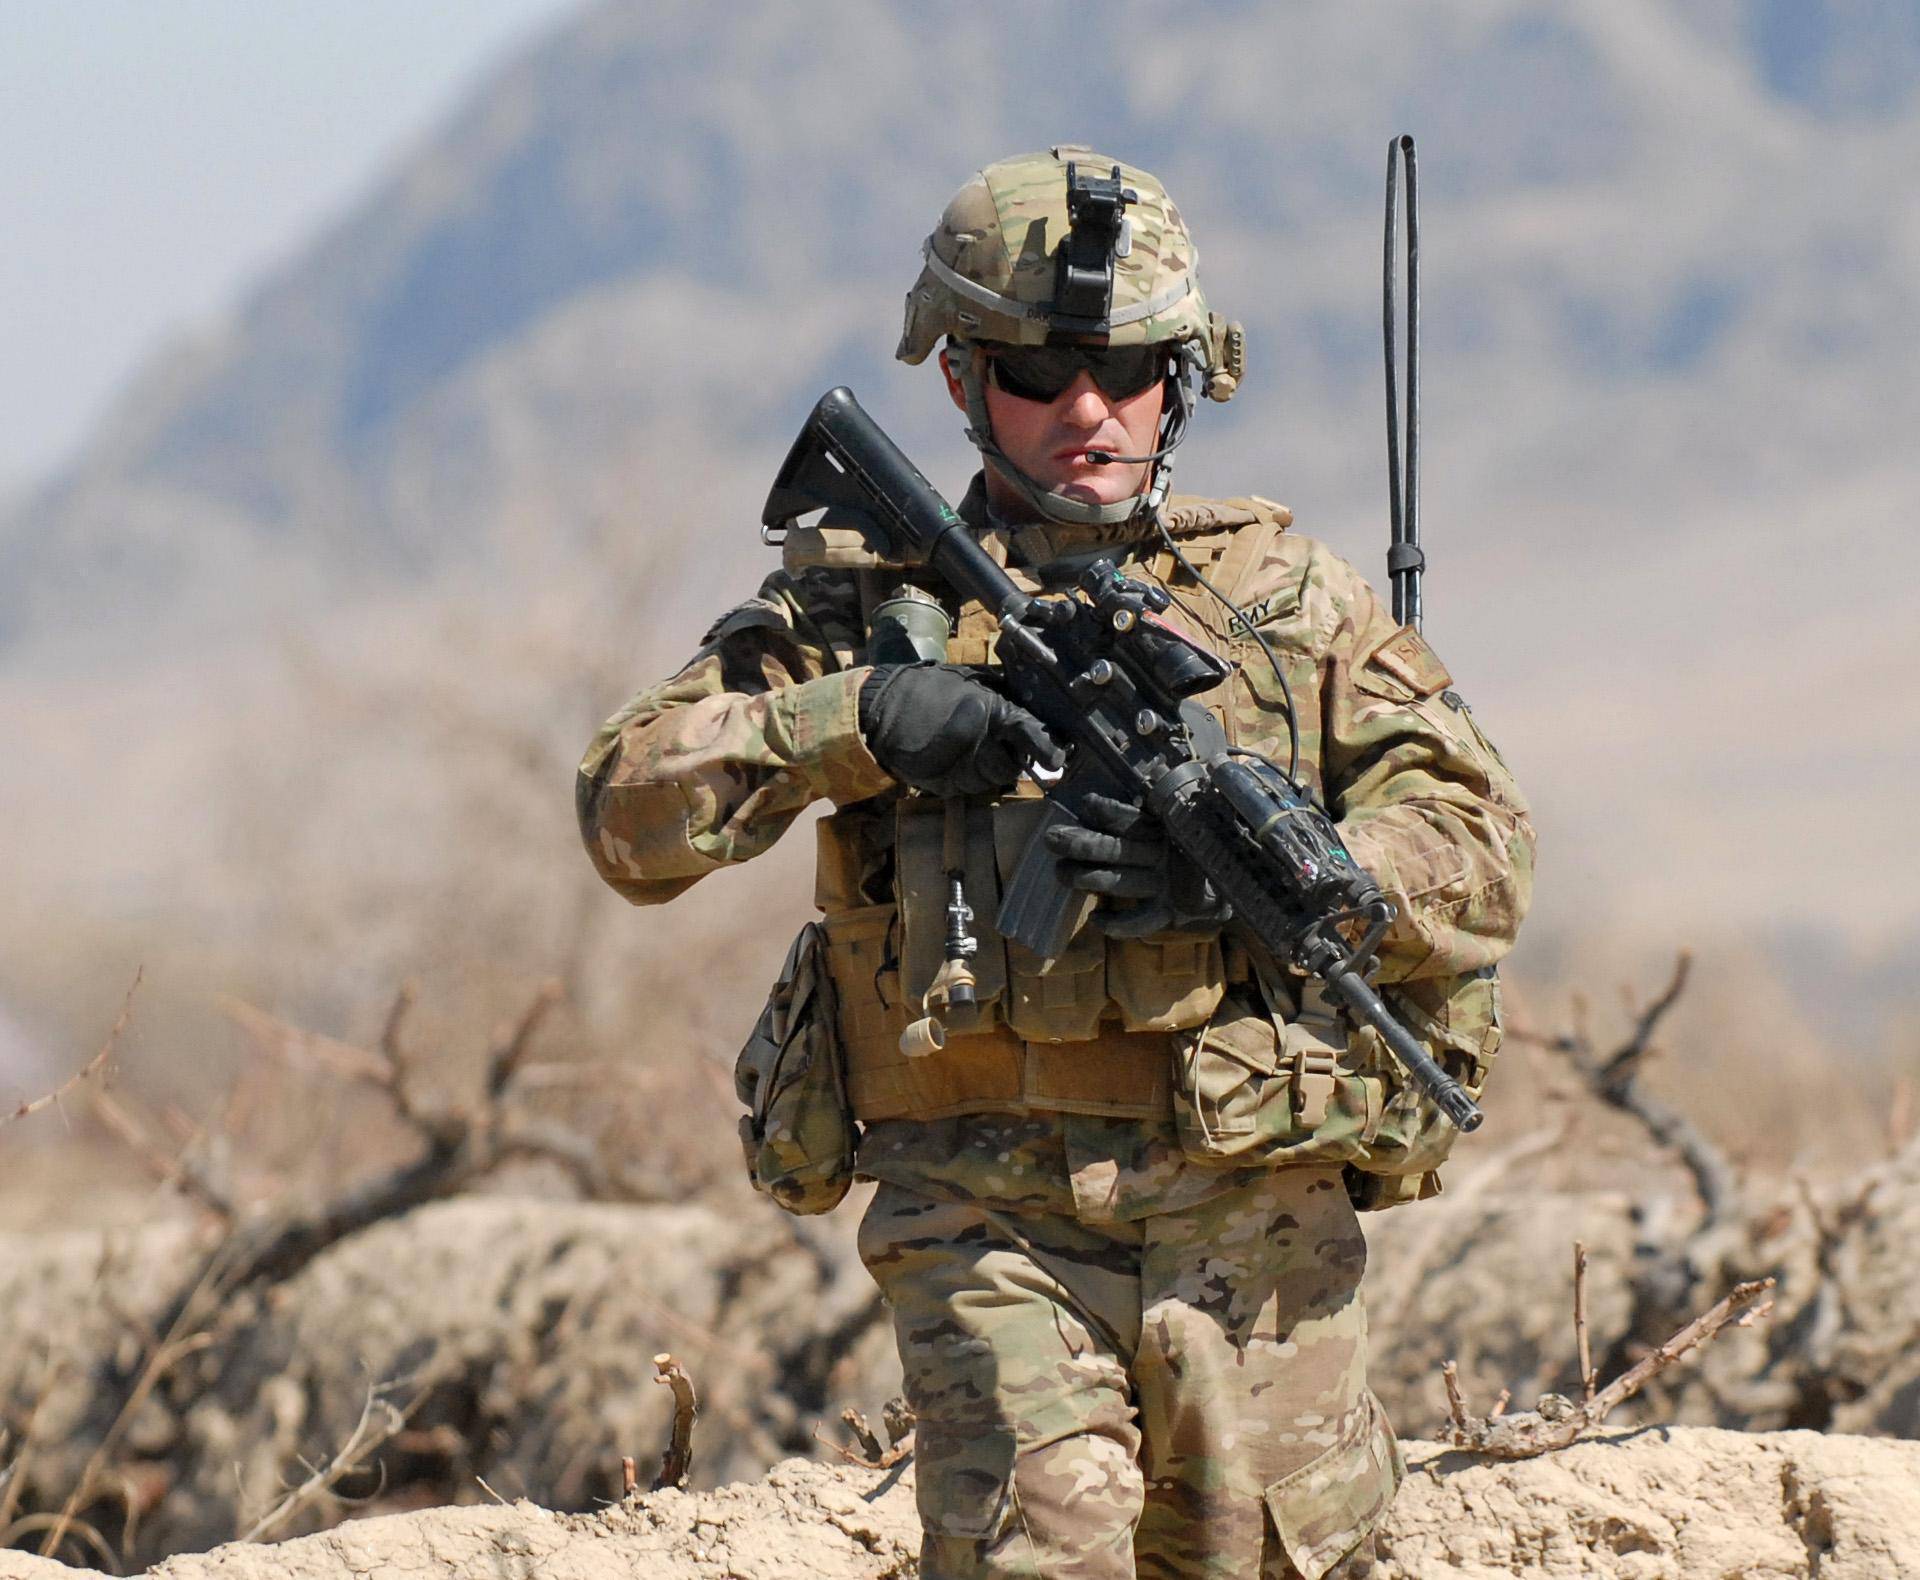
[{"xmin": 1367, "ymin": 624, "xmax": 1452, "ymax": 698}]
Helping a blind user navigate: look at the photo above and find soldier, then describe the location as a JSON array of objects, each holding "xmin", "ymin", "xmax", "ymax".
[{"xmin": 577, "ymin": 147, "xmax": 1534, "ymax": 1579}]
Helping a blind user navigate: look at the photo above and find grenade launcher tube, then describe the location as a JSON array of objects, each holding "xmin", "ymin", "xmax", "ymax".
[{"xmin": 1150, "ymin": 776, "xmax": 1483, "ymax": 1134}]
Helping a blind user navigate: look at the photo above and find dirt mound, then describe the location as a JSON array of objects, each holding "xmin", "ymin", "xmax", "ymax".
[
  {"xmin": 11, "ymin": 1146, "xmax": 1920, "ymax": 1567},
  {"xmin": 4, "ymin": 1428, "xmax": 1914, "ymax": 1579},
  {"xmin": 1381, "ymin": 1428, "xmax": 1920, "ymax": 1577},
  {"xmin": 0, "ymin": 1198, "xmax": 898, "ymax": 1564}
]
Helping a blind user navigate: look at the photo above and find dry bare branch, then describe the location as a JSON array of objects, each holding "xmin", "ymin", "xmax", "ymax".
[
  {"xmin": 1573, "ymin": 1241, "xmax": 1595, "ymax": 1405},
  {"xmin": 504, "ymin": 1060, "xmax": 657, "ymax": 1091},
  {"xmin": 812, "ymin": 1422, "xmax": 915, "ymax": 1471},
  {"xmin": 40, "ymin": 981, "xmax": 659, "ymax": 1558},
  {"xmin": 3, "ymin": 1510, "xmax": 118, "ymax": 1569},
  {"xmin": 104, "ymin": 1462, "xmax": 171, "ymax": 1561},
  {"xmin": 37, "ymin": 1241, "xmax": 242, "ymax": 1558},
  {"xmin": 1587, "ymin": 1279, "xmax": 1775, "ymax": 1415},
  {"xmin": 494, "ymin": 1115, "xmax": 666, "ymax": 1202},
  {"xmin": 840, "ymin": 1407, "xmax": 885, "ymax": 1462},
  {"xmin": 1441, "ymin": 1360, "xmax": 1469, "ymax": 1432},
  {"xmin": 91, "ymin": 1087, "xmax": 236, "ymax": 1222},
  {"xmin": 1517, "ymin": 952, "xmax": 1740, "ymax": 1232},
  {"xmin": 1371, "ymin": 1118, "xmax": 1574, "ymax": 1335},
  {"xmin": 1601, "ymin": 953, "xmax": 1692, "ymax": 1082},
  {"xmin": 651, "ymin": 1352, "xmax": 699, "ymax": 1491},
  {"xmin": 0, "ymin": 1434, "xmax": 18, "ymax": 1534},
  {"xmin": 812, "ymin": 1425, "xmax": 864, "ymax": 1466},
  {"xmin": 485, "ymin": 980, "xmax": 563, "ymax": 1100},
  {"xmin": 1444, "ymin": 1278, "xmax": 1776, "ymax": 1459},
  {"xmin": 238, "ymin": 1385, "xmax": 406, "ymax": 1543},
  {"xmin": 219, "ymin": 995, "xmax": 395, "ymax": 1089},
  {"xmin": 377, "ymin": 981, "xmax": 417, "ymax": 1068},
  {"xmin": 4, "ymin": 969, "xmax": 139, "ymax": 1128},
  {"xmin": 214, "ymin": 1131, "xmax": 470, "ymax": 1293},
  {"xmin": 0, "ymin": 1355, "xmax": 64, "ymax": 1540}
]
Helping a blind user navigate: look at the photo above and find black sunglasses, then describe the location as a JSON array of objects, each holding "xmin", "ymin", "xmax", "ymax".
[{"xmin": 985, "ymin": 344, "xmax": 1168, "ymax": 404}]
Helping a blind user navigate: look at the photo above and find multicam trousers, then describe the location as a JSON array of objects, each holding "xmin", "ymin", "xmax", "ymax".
[{"xmin": 857, "ymin": 1164, "xmax": 1400, "ymax": 1580}]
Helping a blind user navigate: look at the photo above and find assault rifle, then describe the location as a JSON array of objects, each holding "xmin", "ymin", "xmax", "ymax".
[{"xmin": 761, "ymin": 387, "xmax": 1481, "ymax": 1132}]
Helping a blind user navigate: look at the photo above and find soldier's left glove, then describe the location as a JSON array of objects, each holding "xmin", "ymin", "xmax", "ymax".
[
  {"xmin": 859, "ymin": 662, "xmax": 1064, "ymax": 798},
  {"xmin": 1045, "ymin": 793, "xmax": 1230, "ymax": 937}
]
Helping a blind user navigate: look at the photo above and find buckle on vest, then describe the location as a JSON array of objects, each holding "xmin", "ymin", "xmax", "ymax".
[{"xmin": 1291, "ymin": 1045, "xmax": 1339, "ymax": 1128}]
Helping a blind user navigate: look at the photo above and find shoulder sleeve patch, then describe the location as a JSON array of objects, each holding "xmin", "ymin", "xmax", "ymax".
[{"xmin": 1367, "ymin": 624, "xmax": 1453, "ymax": 698}]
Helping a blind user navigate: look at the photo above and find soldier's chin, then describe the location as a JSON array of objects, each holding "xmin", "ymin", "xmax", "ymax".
[{"xmin": 1048, "ymin": 470, "xmax": 1141, "ymax": 507}]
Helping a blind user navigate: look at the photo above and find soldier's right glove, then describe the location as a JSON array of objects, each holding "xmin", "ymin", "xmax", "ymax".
[
  {"xmin": 1045, "ymin": 792, "xmax": 1230, "ymax": 937},
  {"xmin": 858, "ymin": 663, "xmax": 1064, "ymax": 798}
]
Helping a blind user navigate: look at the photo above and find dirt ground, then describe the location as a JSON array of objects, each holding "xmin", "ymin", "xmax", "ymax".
[
  {"xmin": 3, "ymin": 1426, "xmax": 1915, "ymax": 1579},
  {"xmin": 5, "ymin": 978, "xmax": 1917, "ymax": 1571}
]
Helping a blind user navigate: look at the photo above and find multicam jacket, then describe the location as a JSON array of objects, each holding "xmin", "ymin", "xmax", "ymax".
[{"xmin": 577, "ymin": 479, "xmax": 1534, "ymax": 1219}]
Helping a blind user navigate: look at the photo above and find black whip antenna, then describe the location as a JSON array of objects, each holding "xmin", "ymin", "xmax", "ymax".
[{"xmin": 1383, "ymin": 133, "xmax": 1423, "ymax": 632}]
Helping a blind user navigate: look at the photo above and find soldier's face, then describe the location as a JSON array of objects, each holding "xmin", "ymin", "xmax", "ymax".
[{"xmin": 942, "ymin": 350, "xmax": 1165, "ymax": 517}]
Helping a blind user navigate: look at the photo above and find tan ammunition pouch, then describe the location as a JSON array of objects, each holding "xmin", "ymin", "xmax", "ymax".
[
  {"xmin": 1170, "ymin": 971, "xmax": 1381, "ymax": 1167},
  {"xmin": 821, "ymin": 786, "xmax": 1215, "ymax": 1122},
  {"xmin": 809, "ymin": 491, "xmax": 1401, "ymax": 1129},
  {"xmin": 822, "ymin": 899, "xmax": 1178, "ymax": 1122},
  {"xmin": 1166, "ymin": 963, "xmax": 1502, "ymax": 1197}
]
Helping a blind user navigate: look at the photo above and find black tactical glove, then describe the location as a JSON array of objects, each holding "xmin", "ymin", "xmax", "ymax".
[
  {"xmin": 1045, "ymin": 792, "xmax": 1230, "ymax": 938},
  {"xmin": 859, "ymin": 663, "xmax": 1065, "ymax": 798}
]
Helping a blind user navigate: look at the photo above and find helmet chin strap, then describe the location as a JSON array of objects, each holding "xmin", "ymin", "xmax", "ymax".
[{"xmin": 953, "ymin": 340, "xmax": 1200, "ymax": 528}]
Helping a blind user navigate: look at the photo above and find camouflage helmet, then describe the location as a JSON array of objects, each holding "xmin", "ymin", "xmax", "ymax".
[
  {"xmin": 898, "ymin": 145, "xmax": 1243, "ymax": 401},
  {"xmin": 900, "ymin": 146, "xmax": 1243, "ymax": 527}
]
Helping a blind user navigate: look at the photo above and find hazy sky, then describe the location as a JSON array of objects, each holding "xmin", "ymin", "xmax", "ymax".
[{"xmin": 0, "ymin": 0, "xmax": 580, "ymax": 497}]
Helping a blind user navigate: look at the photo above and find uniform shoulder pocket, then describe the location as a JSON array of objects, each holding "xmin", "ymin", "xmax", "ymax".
[{"xmin": 1355, "ymin": 623, "xmax": 1452, "ymax": 701}]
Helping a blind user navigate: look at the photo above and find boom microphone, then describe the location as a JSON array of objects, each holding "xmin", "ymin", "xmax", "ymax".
[{"xmin": 1084, "ymin": 442, "xmax": 1174, "ymax": 465}]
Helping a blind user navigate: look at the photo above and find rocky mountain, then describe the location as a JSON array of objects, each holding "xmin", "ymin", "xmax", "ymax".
[
  {"xmin": 0, "ymin": 0, "xmax": 1915, "ymax": 1063},
  {"xmin": 8, "ymin": 2, "xmax": 1917, "ymax": 646}
]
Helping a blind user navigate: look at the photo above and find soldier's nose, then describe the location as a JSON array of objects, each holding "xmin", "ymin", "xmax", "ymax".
[{"xmin": 1057, "ymin": 371, "xmax": 1114, "ymax": 426}]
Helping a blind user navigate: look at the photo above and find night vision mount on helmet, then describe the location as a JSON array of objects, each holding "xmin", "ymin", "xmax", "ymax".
[{"xmin": 898, "ymin": 147, "xmax": 1245, "ymax": 529}]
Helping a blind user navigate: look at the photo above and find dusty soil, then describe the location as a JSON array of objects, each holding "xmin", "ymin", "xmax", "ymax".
[
  {"xmin": 7, "ymin": 1135, "xmax": 1920, "ymax": 1567},
  {"xmin": 2, "ymin": 1427, "xmax": 1913, "ymax": 1579}
]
